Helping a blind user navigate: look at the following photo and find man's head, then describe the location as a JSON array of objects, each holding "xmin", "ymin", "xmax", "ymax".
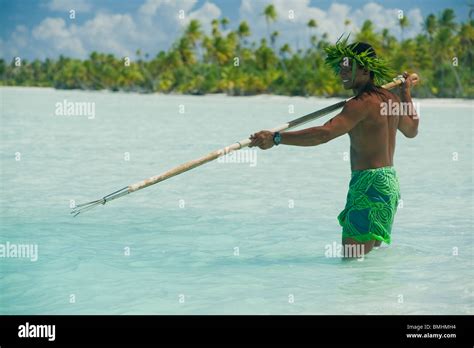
[
  {"xmin": 325, "ymin": 36, "xmax": 393, "ymax": 89},
  {"xmin": 339, "ymin": 42, "xmax": 376, "ymax": 90}
]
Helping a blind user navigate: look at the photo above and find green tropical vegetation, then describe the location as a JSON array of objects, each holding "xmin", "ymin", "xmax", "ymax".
[{"xmin": 0, "ymin": 7, "xmax": 472, "ymax": 98}]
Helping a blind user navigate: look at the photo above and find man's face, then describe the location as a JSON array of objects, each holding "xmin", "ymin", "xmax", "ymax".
[{"xmin": 339, "ymin": 60, "xmax": 366, "ymax": 90}]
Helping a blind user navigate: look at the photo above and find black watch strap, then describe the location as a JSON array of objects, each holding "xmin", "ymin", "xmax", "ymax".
[{"xmin": 273, "ymin": 132, "xmax": 281, "ymax": 146}]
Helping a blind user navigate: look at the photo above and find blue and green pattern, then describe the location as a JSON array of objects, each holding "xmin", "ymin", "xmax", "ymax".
[{"xmin": 338, "ymin": 166, "xmax": 400, "ymax": 244}]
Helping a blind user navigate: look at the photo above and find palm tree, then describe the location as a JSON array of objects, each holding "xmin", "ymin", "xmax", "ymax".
[
  {"xmin": 398, "ymin": 15, "xmax": 409, "ymax": 41},
  {"xmin": 237, "ymin": 21, "xmax": 251, "ymax": 44},
  {"xmin": 279, "ymin": 43, "xmax": 291, "ymax": 72},
  {"xmin": 255, "ymin": 38, "xmax": 277, "ymax": 71},
  {"xmin": 221, "ymin": 17, "xmax": 230, "ymax": 31},
  {"xmin": 307, "ymin": 19, "xmax": 317, "ymax": 48},
  {"xmin": 235, "ymin": 21, "xmax": 251, "ymax": 61},
  {"xmin": 356, "ymin": 20, "xmax": 382, "ymax": 52},
  {"xmin": 382, "ymin": 28, "xmax": 389, "ymax": 47},
  {"xmin": 262, "ymin": 4, "xmax": 277, "ymax": 43},
  {"xmin": 457, "ymin": 22, "xmax": 474, "ymax": 91},
  {"xmin": 270, "ymin": 30, "xmax": 279, "ymax": 48},
  {"xmin": 135, "ymin": 49, "xmax": 142, "ymax": 61},
  {"xmin": 344, "ymin": 19, "xmax": 351, "ymax": 32},
  {"xmin": 436, "ymin": 8, "xmax": 460, "ymax": 95},
  {"xmin": 279, "ymin": 43, "xmax": 292, "ymax": 58},
  {"xmin": 184, "ymin": 19, "xmax": 204, "ymax": 78},
  {"xmin": 184, "ymin": 19, "xmax": 203, "ymax": 59},
  {"xmin": 381, "ymin": 28, "xmax": 396, "ymax": 50},
  {"xmin": 176, "ymin": 37, "xmax": 195, "ymax": 65},
  {"xmin": 423, "ymin": 14, "xmax": 437, "ymax": 40},
  {"xmin": 185, "ymin": 19, "xmax": 203, "ymax": 46},
  {"xmin": 433, "ymin": 23, "xmax": 462, "ymax": 95},
  {"xmin": 211, "ymin": 19, "xmax": 220, "ymax": 37},
  {"xmin": 439, "ymin": 9, "xmax": 457, "ymax": 32}
]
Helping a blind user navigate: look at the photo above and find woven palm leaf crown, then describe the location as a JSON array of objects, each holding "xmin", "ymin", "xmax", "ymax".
[{"xmin": 324, "ymin": 35, "xmax": 393, "ymax": 85}]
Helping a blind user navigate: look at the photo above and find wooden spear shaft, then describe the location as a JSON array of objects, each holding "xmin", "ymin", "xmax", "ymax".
[
  {"xmin": 72, "ymin": 73, "xmax": 419, "ymax": 216},
  {"xmin": 129, "ymin": 73, "xmax": 418, "ymax": 192}
]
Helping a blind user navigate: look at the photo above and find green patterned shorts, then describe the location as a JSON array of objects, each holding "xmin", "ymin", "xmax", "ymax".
[{"xmin": 338, "ymin": 166, "xmax": 400, "ymax": 244}]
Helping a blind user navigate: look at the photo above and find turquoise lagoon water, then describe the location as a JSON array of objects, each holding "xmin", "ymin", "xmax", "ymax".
[{"xmin": 0, "ymin": 87, "xmax": 472, "ymax": 314}]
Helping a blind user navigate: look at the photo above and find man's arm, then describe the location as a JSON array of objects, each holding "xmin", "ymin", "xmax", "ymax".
[
  {"xmin": 280, "ymin": 99, "xmax": 367, "ymax": 146},
  {"xmin": 397, "ymin": 72, "xmax": 419, "ymax": 138},
  {"xmin": 249, "ymin": 98, "xmax": 367, "ymax": 149}
]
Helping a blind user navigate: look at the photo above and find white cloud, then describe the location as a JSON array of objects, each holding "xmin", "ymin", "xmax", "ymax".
[
  {"xmin": 238, "ymin": 0, "xmax": 350, "ymax": 49},
  {"xmin": 79, "ymin": 13, "xmax": 140, "ymax": 56},
  {"xmin": 136, "ymin": 0, "xmax": 221, "ymax": 44},
  {"xmin": 238, "ymin": 0, "xmax": 424, "ymax": 49},
  {"xmin": 354, "ymin": 4, "xmax": 424, "ymax": 40},
  {"xmin": 2, "ymin": 0, "xmax": 425, "ymax": 60},
  {"xmin": 11, "ymin": 25, "xmax": 29, "ymax": 49},
  {"xmin": 405, "ymin": 8, "xmax": 424, "ymax": 38},
  {"xmin": 46, "ymin": 0, "xmax": 92, "ymax": 12},
  {"xmin": 32, "ymin": 18, "xmax": 86, "ymax": 57},
  {"xmin": 188, "ymin": 2, "xmax": 222, "ymax": 30},
  {"xmin": 2, "ymin": 1, "xmax": 221, "ymax": 60},
  {"xmin": 138, "ymin": 0, "xmax": 197, "ymax": 16},
  {"xmin": 1, "ymin": 25, "xmax": 32, "ymax": 59}
]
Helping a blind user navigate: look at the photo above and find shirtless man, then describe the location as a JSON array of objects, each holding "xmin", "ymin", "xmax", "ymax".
[{"xmin": 249, "ymin": 42, "xmax": 418, "ymax": 257}]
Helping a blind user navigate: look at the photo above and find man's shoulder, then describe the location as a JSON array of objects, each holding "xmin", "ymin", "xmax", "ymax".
[
  {"xmin": 345, "ymin": 96, "xmax": 366, "ymax": 111},
  {"xmin": 351, "ymin": 88, "xmax": 400, "ymax": 113},
  {"xmin": 344, "ymin": 95, "xmax": 372, "ymax": 118}
]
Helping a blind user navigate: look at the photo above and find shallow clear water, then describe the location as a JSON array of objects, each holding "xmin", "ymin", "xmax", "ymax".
[{"xmin": 0, "ymin": 87, "xmax": 472, "ymax": 314}]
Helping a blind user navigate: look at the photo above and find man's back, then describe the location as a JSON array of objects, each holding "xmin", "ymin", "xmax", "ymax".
[{"xmin": 348, "ymin": 88, "xmax": 400, "ymax": 171}]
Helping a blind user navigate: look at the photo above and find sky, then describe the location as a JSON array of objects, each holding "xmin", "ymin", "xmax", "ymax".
[{"xmin": 0, "ymin": 0, "xmax": 470, "ymax": 60}]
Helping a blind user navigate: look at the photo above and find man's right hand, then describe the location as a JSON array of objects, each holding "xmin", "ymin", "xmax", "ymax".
[{"xmin": 400, "ymin": 71, "xmax": 415, "ymax": 93}]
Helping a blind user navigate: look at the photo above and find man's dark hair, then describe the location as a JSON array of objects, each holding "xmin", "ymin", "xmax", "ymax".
[
  {"xmin": 348, "ymin": 42, "xmax": 389, "ymax": 100},
  {"xmin": 349, "ymin": 42, "xmax": 376, "ymax": 80}
]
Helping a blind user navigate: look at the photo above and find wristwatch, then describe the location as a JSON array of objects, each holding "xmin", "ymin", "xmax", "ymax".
[{"xmin": 273, "ymin": 132, "xmax": 282, "ymax": 146}]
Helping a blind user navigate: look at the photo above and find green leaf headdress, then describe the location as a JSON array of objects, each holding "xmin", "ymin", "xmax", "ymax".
[{"xmin": 324, "ymin": 35, "xmax": 393, "ymax": 85}]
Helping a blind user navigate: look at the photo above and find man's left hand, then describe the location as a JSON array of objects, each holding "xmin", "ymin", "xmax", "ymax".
[{"xmin": 249, "ymin": 131, "xmax": 274, "ymax": 150}]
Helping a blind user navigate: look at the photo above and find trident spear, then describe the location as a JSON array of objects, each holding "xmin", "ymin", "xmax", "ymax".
[{"xmin": 71, "ymin": 73, "xmax": 419, "ymax": 216}]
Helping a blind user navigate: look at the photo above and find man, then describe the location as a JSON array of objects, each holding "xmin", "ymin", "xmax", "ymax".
[{"xmin": 248, "ymin": 40, "xmax": 418, "ymax": 257}]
